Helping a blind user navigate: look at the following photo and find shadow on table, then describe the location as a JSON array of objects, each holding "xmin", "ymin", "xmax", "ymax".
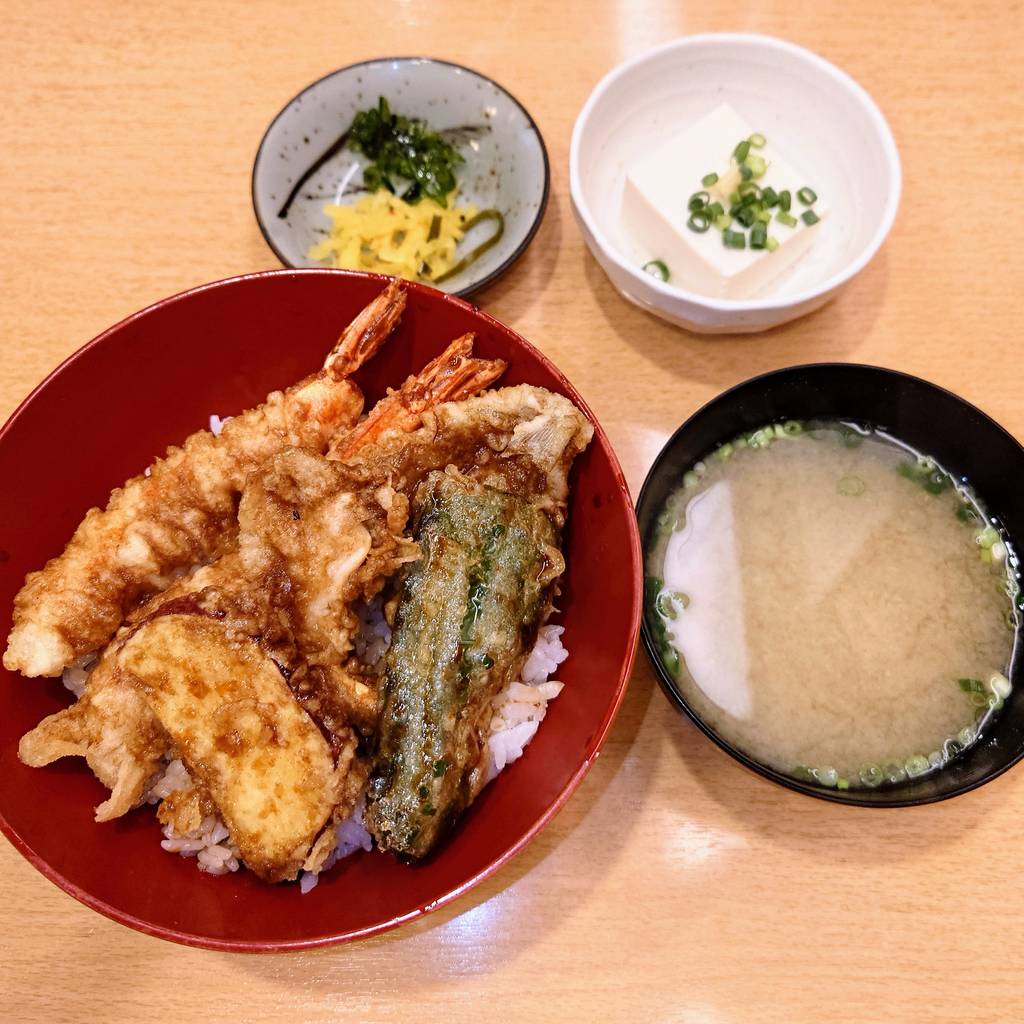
[
  {"xmin": 661, "ymin": 700, "xmax": 995, "ymax": 859},
  {"xmin": 463, "ymin": 192, "xmax": 563, "ymax": 323},
  {"xmin": 579, "ymin": 244, "xmax": 891, "ymax": 393}
]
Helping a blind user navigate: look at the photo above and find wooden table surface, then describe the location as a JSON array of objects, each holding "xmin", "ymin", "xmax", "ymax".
[{"xmin": 3, "ymin": 2, "xmax": 1023, "ymax": 1021}]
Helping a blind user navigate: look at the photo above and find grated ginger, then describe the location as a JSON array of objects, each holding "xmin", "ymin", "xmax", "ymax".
[{"xmin": 308, "ymin": 189, "xmax": 480, "ymax": 283}]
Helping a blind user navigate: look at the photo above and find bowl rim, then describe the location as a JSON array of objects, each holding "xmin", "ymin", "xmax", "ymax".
[
  {"xmin": 569, "ymin": 32, "xmax": 902, "ymax": 314},
  {"xmin": 251, "ymin": 57, "xmax": 552, "ymax": 299},
  {"xmin": 0, "ymin": 267, "xmax": 641, "ymax": 951},
  {"xmin": 636, "ymin": 360, "xmax": 1024, "ymax": 808}
]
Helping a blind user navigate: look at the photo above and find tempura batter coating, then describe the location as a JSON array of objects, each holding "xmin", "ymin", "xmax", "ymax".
[
  {"xmin": 17, "ymin": 555, "xmax": 248, "ymax": 821},
  {"xmin": 367, "ymin": 471, "xmax": 563, "ymax": 858},
  {"xmin": 237, "ymin": 448, "xmax": 419, "ymax": 668},
  {"xmin": 118, "ymin": 613, "xmax": 348, "ymax": 882},
  {"xmin": 4, "ymin": 282, "xmax": 407, "ymax": 678},
  {"xmin": 16, "ymin": 452, "xmax": 416, "ymax": 826},
  {"xmin": 334, "ymin": 384, "xmax": 595, "ymax": 526},
  {"xmin": 236, "ymin": 448, "xmax": 419, "ymax": 739},
  {"xmin": 17, "ymin": 646, "xmax": 168, "ymax": 822}
]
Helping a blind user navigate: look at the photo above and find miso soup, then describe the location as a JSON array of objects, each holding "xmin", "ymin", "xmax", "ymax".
[{"xmin": 647, "ymin": 421, "xmax": 1021, "ymax": 789}]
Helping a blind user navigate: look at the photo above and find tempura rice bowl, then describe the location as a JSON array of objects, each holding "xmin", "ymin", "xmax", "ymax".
[{"xmin": 0, "ymin": 269, "xmax": 641, "ymax": 950}]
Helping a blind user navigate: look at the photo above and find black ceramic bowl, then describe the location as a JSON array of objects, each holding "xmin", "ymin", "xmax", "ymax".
[{"xmin": 637, "ymin": 363, "xmax": 1024, "ymax": 806}]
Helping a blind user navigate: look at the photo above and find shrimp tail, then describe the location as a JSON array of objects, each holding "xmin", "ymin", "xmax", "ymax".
[
  {"xmin": 324, "ymin": 279, "xmax": 407, "ymax": 379},
  {"xmin": 328, "ymin": 333, "xmax": 507, "ymax": 460}
]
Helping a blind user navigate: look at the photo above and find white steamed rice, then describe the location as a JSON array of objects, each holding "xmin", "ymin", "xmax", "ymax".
[
  {"xmin": 485, "ymin": 625, "xmax": 567, "ymax": 782},
  {"xmin": 298, "ymin": 798, "xmax": 374, "ymax": 894},
  {"xmin": 208, "ymin": 413, "xmax": 230, "ymax": 437},
  {"xmin": 61, "ymin": 653, "xmax": 96, "ymax": 699},
  {"xmin": 152, "ymin": 759, "xmax": 242, "ymax": 875}
]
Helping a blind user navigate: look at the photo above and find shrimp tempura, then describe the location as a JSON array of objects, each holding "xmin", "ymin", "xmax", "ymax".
[{"xmin": 4, "ymin": 282, "xmax": 406, "ymax": 677}]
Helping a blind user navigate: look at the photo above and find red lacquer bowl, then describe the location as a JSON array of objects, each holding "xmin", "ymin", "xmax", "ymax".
[{"xmin": 0, "ymin": 270, "xmax": 641, "ymax": 951}]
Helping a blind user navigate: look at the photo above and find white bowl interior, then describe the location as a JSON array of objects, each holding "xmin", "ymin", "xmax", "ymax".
[
  {"xmin": 253, "ymin": 59, "xmax": 548, "ymax": 294},
  {"xmin": 575, "ymin": 37, "xmax": 898, "ymax": 302}
]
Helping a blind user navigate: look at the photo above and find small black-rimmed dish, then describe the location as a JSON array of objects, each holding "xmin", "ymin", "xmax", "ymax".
[
  {"xmin": 637, "ymin": 364, "xmax": 1024, "ymax": 806},
  {"xmin": 251, "ymin": 57, "xmax": 550, "ymax": 297}
]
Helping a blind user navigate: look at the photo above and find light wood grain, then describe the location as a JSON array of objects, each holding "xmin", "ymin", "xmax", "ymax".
[{"xmin": 3, "ymin": 2, "xmax": 1024, "ymax": 1022}]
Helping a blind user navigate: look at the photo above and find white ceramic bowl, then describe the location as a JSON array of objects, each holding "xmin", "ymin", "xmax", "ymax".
[
  {"xmin": 570, "ymin": 34, "xmax": 901, "ymax": 334},
  {"xmin": 253, "ymin": 58, "xmax": 549, "ymax": 296}
]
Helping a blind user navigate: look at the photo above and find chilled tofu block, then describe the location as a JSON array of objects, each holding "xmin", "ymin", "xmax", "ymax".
[{"xmin": 621, "ymin": 103, "xmax": 827, "ymax": 299}]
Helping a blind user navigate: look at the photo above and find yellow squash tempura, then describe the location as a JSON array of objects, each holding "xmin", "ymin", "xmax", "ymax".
[{"xmin": 308, "ymin": 189, "xmax": 479, "ymax": 283}]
